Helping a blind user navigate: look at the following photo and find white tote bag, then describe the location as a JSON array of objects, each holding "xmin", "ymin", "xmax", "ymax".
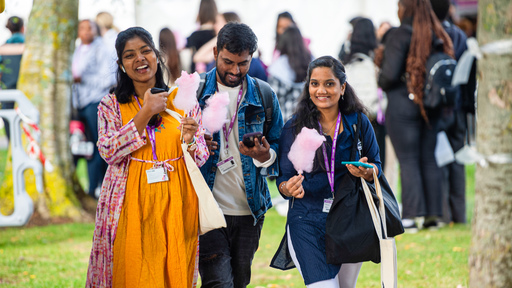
[
  {"xmin": 361, "ymin": 169, "xmax": 398, "ymax": 288},
  {"xmin": 167, "ymin": 108, "xmax": 226, "ymax": 235}
]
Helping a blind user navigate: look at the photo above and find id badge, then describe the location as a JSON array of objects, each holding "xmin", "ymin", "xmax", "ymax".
[
  {"xmin": 146, "ymin": 167, "xmax": 169, "ymax": 184},
  {"xmin": 323, "ymin": 198, "xmax": 333, "ymax": 213},
  {"xmin": 217, "ymin": 156, "xmax": 237, "ymax": 174}
]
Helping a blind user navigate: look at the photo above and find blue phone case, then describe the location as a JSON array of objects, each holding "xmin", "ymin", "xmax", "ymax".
[{"xmin": 341, "ymin": 161, "xmax": 374, "ymax": 169}]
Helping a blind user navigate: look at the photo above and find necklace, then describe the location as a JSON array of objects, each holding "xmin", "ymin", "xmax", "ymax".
[{"xmin": 322, "ymin": 119, "xmax": 338, "ymax": 134}]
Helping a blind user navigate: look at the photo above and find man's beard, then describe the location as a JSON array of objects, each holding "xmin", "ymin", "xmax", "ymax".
[{"xmin": 216, "ymin": 66, "xmax": 243, "ymax": 87}]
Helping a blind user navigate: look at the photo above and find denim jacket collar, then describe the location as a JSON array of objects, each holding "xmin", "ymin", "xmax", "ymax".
[{"xmin": 200, "ymin": 68, "xmax": 263, "ymax": 109}]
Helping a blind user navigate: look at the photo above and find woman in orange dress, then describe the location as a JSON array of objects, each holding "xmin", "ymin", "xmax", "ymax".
[{"xmin": 86, "ymin": 27, "xmax": 209, "ymax": 288}]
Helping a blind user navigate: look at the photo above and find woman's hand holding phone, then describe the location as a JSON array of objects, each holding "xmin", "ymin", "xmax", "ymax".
[
  {"xmin": 344, "ymin": 157, "xmax": 376, "ymax": 181},
  {"xmin": 144, "ymin": 87, "xmax": 169, "ymax": 116}
]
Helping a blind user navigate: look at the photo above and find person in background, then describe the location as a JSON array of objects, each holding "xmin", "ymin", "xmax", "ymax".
[
  {"xmin": 378, "ymin": 0, "xmax": 454, "ymax": 232},
  {"xmin": 193, "ymin": 12, "xmax": 268, "ymax": 81},
  {"xmin": 273, "ymin": 56, "xmax": 381, "ymax": 288},
  {"xmin": 86, "ymin": 26, "xmax": 209, "ymax": 288},
  {"xmin": 430, "ymin": 0, "xmax": 475, "ymax": 225},
  {"xmin": 71, "ymin": 19, "xmax": 115, "ymax": 198},
  {"xmin": 0, "ymin": 16, "xmax": 25, "ymax": 141},
  {"xmin": 376, "ymin": 21, "xmax": 392, "ymax": 43},
  {"xmin": 268, "ymin": 26, "xmax": 312, "ymax": 121},
  {"xmin": 337, "ymin": 16, "xmax": 362, "ymax": 65},
  {"xmin": 197, "ymin": 22, "xmax": 283, "ymax": 288},
  {"xmin": 273, "ymin": 11, "xmax": 311, "ymax": 63},
  {"xmin": 186, "ymin": 0, "xmax": 218, "ymax": 73},
  {"xmin": 340, "ymin": 18, "xmax": 387, "ymax": 167},
  {"xmin": 95, "ymin": 11, "xmax": 119, "ymax": 75},
  {"xmin": 159, "ymin": 27, "xmax": 182, "ymax": 85}
]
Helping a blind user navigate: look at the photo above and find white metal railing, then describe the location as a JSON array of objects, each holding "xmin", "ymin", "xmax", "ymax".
[{"xmin": 0, "ymin": 89, "xmax": 43, "ymax": 227}]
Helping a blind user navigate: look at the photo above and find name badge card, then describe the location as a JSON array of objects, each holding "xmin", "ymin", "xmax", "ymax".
[
  {"xmin": 217, "ymin": 156, "xmax": 238, "ymax": 175},
  {"xmin": 323, "ymin": 198, "xmax": 333, "ymax": 213},
  {"xmin": 146, "ymin": 167, "xmax": 169, "ymax": 184}
]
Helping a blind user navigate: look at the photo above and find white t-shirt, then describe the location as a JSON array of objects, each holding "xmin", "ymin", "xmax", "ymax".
[{"xmin": 212, "ymin": 82, "xmax": 252, "ymax": 216}]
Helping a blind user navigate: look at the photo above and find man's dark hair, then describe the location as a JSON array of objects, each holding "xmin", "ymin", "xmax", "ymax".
[
  {"xmin": 6, "ymin": 16, "xmax": 24, "ymax": 33},
  {"xmin": 429, "ymin": 0, "xmax": 451, "ymax": 21},
  {"xmin": 217, "ymin": 22, "xmax": 257, "ymax": 55}
]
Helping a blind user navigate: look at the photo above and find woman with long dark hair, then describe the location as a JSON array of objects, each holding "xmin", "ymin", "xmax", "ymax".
[
  {"xmin": 378, "ymin": 0, "xmax": 454, "ymax": 232},
  {"xmin": 268, "ymin": 26, "xmax": 312, "ymax": 121},
  {"xmin": 159, "ymin": 27, "xmax": 181, "ymax": 85},
  {"xmin": 341, "ymin": 18, "xmax": 388, "ymax": 167},
  {"xmin": 338, "ymin": 17, "xmax": 378, "ymax": 65},
  {"xmin": 86, "ymin": 27, "xmax": 209, "ymax": 287},
  {"xmin": 186, "ymin": 0, "xmax": 218, "ymax": 72},
  {"xmin": 272, "ymin": 56, "xmax": 382, "ymax": 287}
]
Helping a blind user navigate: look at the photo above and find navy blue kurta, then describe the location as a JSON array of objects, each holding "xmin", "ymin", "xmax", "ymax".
[{"xmin": 275, "ymin": 112, "xmax": 381, "ymax": 284}]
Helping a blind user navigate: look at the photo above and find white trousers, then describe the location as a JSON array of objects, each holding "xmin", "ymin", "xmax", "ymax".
[{"xmin": 287, "ymin": 226, "xmax": 363, "ymax": 288}]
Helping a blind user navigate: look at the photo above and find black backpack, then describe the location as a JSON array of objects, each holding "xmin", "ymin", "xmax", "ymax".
[
  {"xmin": 196, "ymin": 73, "xmax": 273, "ymax": 136},
  {"xmin": 423, "ymin": 41, "xmax": 458, "ymax": 109}
]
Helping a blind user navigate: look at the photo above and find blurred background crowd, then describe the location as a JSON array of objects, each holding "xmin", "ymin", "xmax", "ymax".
[{"xmin": 0, "ymin": 0, "xmax": 478, "ymax": 229}]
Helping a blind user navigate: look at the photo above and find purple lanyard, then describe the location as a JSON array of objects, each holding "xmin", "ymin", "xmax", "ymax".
[
  {"xmin": 320, "ymin": 112, "xmax": 342, "ymax": 197},
  {"xmin": 134, "ymin": 95, "xmax": 158, "ymax": 161},
  {"xmin": 220, "ymin": 82, "xmax": 244, "ymax": 150}
]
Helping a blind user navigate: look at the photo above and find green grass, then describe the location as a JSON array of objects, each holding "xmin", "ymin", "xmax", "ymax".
[
  {"xmin": 0, "ymin": 158, "xmax": 475, "ymax": 287},
  {"xmin": 0, "ymin": 223, "xmax": 95, "ymax": 287}
]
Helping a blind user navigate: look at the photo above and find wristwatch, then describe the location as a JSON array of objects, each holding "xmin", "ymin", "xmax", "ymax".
[{"xmin": 187, "ymin": 137, "xmax": 197, "ymax": 152}]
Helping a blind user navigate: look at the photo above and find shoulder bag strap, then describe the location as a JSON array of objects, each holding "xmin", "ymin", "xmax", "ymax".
[
  {"xmin": 350, "ymin": 112, "xmax": 363, "ymax": 161},
  {"xmin": 254, "ymin": 78, "xmax": 273, "ymax": 137},
  {"xmin": 196, "ymin": 72, "xmax": 207, "ymax": 101},
  {"xmin": 356, "ymin": 111, "xmax": 389, "ymax": 238}
]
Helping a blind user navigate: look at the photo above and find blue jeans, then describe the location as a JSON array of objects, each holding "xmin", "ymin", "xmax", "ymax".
[
  {"xmin": 78, "ymin": 102, "xmax": 107, "ymax": 198},
  {"xmin": 199, "ymin": 215, "xmax": 264, "ymax": 288}
]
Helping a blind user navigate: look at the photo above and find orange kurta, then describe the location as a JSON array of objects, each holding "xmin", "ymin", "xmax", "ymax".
[{"xmin": 112, "ymin": 91, "xmax": 199, "ymax": 288}]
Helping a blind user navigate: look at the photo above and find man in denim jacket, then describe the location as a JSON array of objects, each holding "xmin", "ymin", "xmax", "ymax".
[{"xmin": 197, "ymin": 22, "xmax": 283, "ymax": 288}]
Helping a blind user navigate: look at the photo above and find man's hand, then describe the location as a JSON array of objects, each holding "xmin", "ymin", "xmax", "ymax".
[
  {"xmin": 239, "ymin": 136, "xmax": 271, "ymax": 163},
  {"xmin": 204, "ymin": 134, "xmax": 218, "ymax": 155}
]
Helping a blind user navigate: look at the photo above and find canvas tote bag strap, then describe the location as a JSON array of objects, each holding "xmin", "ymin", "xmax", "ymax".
[
  {"xmin": 180, "ymin": 144, "xmax": 227, "ymax": 235},
  {"xmin": 361, "ymin": 173, "xmax": 383, "ymax": 240},
  {"xmin": 372, "ymin": 168, "xmax": 388, "ymax": 238}
]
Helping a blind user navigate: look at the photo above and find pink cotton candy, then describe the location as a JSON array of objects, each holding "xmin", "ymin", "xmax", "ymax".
[
  {"xmin": 174, "ymin": 71, "xmax": 201, "ymax": 112},
  {"xmin": 202, "ymin": 91, "xmax": 230, "ymax": 133},
  {"xmin": 288, "ymin": 127, "xmax": 326, "ymax": 174}
]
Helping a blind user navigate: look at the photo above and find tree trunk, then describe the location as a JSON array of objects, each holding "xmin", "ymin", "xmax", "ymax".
[
  {"xmin": 0, "ymin": 0, "xmax": 93, "ymax": 222},
  {"xmin": 469, "ymin": 0, "xmax": 512, "ymax": 287}
]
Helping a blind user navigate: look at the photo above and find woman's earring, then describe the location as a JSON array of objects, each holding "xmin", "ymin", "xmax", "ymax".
[
  {"xmin": 121, "ymin": 66, "xmax": 126, "ymax": 73},
  {"xmin": 342, "ymin": 94, "xmax": 345, "ymax": 101}
]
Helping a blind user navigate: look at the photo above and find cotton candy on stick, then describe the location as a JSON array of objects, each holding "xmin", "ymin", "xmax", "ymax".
[
  {"xmin": 174, "ymin": 70, "xmax": 201, "ymax": 113},
  {"xmin": 202, "ymin": 91, "xmax": 230, "ymax": 133},
  {"xmin": 173, "ymin": 71, "xmax": 201, "ymax": 140},
  {"xmin": 288, "ymin": 127, "xmax": 326, "ymax": 175}
]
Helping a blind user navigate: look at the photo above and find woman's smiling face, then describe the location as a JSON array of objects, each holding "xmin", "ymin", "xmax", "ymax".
[
  {"xmin": 120, "ymin": 36, "xmax": 158, "ymax": 85},
  {"xmin": 309, "ymin": 67, "xmax": 346, "ymax": 113}
]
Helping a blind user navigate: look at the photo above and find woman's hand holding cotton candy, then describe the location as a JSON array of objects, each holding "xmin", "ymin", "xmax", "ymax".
[
  {"xmin": 180, "ymin": 117, "xmax": 199, "ymax": 144},
  {"xmin": 281, "ymin": 175, "xmax": 305, "ymax": 198}
]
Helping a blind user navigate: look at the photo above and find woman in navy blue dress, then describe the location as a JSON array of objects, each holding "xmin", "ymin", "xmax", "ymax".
[{"xmin": 274, "ymin": 56, "xmax": 382, "ymax": 287}]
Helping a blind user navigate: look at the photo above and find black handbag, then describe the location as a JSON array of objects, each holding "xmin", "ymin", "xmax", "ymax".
[{"xmin": 325, "ymin": 113, "xmax": 404, "ymax": 264}]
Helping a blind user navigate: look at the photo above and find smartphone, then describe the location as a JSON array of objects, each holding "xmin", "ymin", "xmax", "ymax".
[
  {"xmin": 242, "ymin": 132, "xmax": 263, "ymax": 148},
  {"xmin": 150, "ymin": 87, "xmax": 169, "ymax": 94},
  {"xmin": 148, "ymin": 87, "xmax": 169, "ymax": 126},
  {"xmin": 341, "ymin": 161, "xmax": 374, "ymax": 169}
]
